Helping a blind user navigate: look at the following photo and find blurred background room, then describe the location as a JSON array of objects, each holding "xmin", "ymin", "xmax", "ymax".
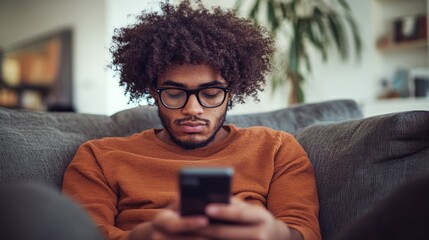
[{"xmin": 0, "ymin": 0, "xmax": 428, "ymax": 117}]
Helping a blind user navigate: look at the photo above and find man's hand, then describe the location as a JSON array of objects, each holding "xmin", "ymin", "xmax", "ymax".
[
  {"xmin": 129, "ymin": 207, "xmax": 210, "ymax": 240},
  {"xmin": 129, "ymin": 197, "xmax": 302, "ymax": 240},
  {"xmin": 198, "ymin": 197, "xmax": 303, "ymax": 240}
]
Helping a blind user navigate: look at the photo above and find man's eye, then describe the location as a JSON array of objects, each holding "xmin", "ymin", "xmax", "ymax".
[
  {"xmin": 201, "ymin": 89, "xmax": 222, "ymax": 98},
  {"xmin": 166, "ymin": 91, "xmax": 185, "ymax": 99}
]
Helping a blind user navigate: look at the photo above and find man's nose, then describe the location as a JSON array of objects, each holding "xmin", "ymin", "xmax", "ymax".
[{"xmin": 182, "ymin": 94, "xmax": 204, "ymax": 116}]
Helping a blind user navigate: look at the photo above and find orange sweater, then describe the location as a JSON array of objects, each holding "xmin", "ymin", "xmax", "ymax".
[{"xmin": 63, "ymin": 125, "xmax": 321, "ymax": 240}]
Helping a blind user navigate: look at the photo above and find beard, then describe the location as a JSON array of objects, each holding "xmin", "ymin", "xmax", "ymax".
[{"xmin": 157, "ymin": 108, "xmax": 227, "ymax": 150}]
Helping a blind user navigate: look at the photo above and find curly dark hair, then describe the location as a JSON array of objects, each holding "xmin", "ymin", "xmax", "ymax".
[{"xmin": 110, "ymin": 0, "xmax": 274, "ymax": 106}]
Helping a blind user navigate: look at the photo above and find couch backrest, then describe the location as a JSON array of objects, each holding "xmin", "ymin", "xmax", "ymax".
[
  {"xmin": 0, "ymin": 99, "xmax": 362, "ymax": 189},
  {"xmin": 112, "ymin": 99, "xmax": 363, "ymax": 135}
]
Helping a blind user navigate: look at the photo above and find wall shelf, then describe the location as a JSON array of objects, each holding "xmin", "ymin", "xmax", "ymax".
[
  {"xmin": 370, "ymin": 0, "xmax": 429, "ymax": 116},
  {"xmin": 377, "ymin": 39, "xmax": 428, "ymax": 52}
]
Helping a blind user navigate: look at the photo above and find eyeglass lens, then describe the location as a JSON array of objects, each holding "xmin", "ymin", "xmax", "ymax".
[{"xmin": 160, "ymin": 88, "xmax": 226, "ymax": 108}]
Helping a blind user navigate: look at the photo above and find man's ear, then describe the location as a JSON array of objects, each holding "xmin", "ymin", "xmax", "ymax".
[
  {"xmin": 227, "ymin": 93, "xmax": 234, "ymax": 109},
  {"xmin": 227, "ymin": 91, "xmax": 234, "ymax": 102}
]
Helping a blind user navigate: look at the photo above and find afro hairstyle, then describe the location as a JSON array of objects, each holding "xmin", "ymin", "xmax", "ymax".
[{"xmin": 109, "ymin": 0, "xmax": 275, "ymax": 106}]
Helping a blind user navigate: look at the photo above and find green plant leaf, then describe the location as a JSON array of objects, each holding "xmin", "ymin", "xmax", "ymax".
[
  {"xmin": 288, "ymin": 39, "xmax": 297, "ymax": 73},
  {"xmin": 249, "ymin": 0, "xmax": 261, "ymax": 22},
  {"xmin": 267, "ymin": 0, "xmax": 280, "ymax": 32},
  {"xmin": 338, "ymin": 0, "xmax": 351, "ymax": 11},
  {"xmin": 312, "ymin": 7, "xmax": 328, "ymax": 43},
  {"xmin": 298, "ymin": 82, "xmax": 305, "ymax": 102},
  {"xmin": 279, "ymin": 2, "xmax": 288, "ymax": 19},
  {"xmin": 279, "ymin": 2, "xmax": 295, "ymax": 20},
  {"xmin": 289, "ymin": 34, "xmax": 300, "ymax": 73},
  {"xmin": 233, "ymin": 0, "xmax": 244, "ymax": 10},
  {"xmin": 345, "ymin": 13, "xmax": 363, "ymax": 59},
  {"xmin": 303, "ymin": 49, "xmax": 312, "ymax": 73},
  {"xmin": 305, "ymin": 22, "xmax": 326, "ymax": 61},
  {"xmin": 327, "ymin": 13, "xmax": 348, "ymax": 60}
]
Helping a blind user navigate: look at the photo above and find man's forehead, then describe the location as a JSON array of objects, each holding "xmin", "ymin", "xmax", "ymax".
[
  {"xmin": 158, "ymin": 79, "xmax": 227, "ymax": 88},
  {"xmin": 157, "ymin": 64, "xmax": 227, "ymax": 87}
]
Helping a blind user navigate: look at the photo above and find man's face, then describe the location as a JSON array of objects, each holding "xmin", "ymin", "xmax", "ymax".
[{"xmin": 154, "ymin": 64, "xmax": 229, "ymax": 150}]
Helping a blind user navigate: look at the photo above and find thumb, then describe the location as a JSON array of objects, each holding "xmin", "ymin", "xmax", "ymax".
[{"xmin": 167, "ymin": 196, "xmax": 180, "ymax": 212}]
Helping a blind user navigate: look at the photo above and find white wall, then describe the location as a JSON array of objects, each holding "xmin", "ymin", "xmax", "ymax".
[
  {"xmin": 0, "ymin": 0, "xmax": 107, "ymax": 114},
  {"xmin": 304, "ymin": 0, "xmax": 377, "ymax": 106},
  {"xmin": 1, "ymin": 0, "xmax": 427, "ymax": 115},
  {"xmin": 103, "ymin": 0, "xmax": 156, "ymax": 115}
]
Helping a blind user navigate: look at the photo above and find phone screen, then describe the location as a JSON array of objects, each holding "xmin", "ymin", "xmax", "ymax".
[{"xmin": 179, "ymin": 167, "xmax": 233, "ymax": 218}]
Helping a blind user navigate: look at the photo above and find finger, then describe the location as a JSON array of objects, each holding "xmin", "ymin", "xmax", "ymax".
[
  {"xmin": 206, "ymin": 202, "xmax": 268, "ymax": 224},
  {"xmin": 199, "ymin": 224, "xmax": 266, "ymax": 240},
  {"xmin": 152, "ymin": 230, "xmax": 210, "ymax": 240},
  {"xmin": 230, "ymin": 196, "xmax": 246, "ymax": 205},
  {"xmin": 167, "ymin": 199, "xmax": 179, "ymax": 211},
  {"xmin": 208, "ymin": 197, "xmax": 246, "ymax": 211},
  {"xmin": 165, "ymin": 195, "xmax": 180, "ymax": 211},
  {"xmin": 153, "ymin": 210, "xmax": 209, "ymax": 234}
]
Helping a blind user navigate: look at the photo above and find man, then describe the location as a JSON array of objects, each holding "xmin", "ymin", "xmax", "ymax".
[{"xmin": 62, "ymin": 1, "xmax": 321, "ymax": 240}]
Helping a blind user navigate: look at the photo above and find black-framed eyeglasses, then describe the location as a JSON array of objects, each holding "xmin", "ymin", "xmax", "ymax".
[{"xmin": 156, "ymin": 86, "xmax": 229, "ymax": 109}]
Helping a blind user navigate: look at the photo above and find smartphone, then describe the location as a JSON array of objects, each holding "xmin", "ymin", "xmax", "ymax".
[{"xmin": 179, "ymin": 167, "xmax": 233, "ymax": 221}]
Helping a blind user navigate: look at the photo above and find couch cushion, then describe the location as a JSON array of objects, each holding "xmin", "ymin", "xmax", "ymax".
[
  {"xmin": 225, "ymin": 99, "xmax": 363, "ymax": 134},
  {"xmin": 296, "ymin": 111, "xmax": 429, "ymax": 240},
  {"xmin": 0, "ymin": 106, "xmax": 160, "ymax": 189},
  {"xmin": 0, "ymin": 99, "xmax": 362, "ymax": 189}
]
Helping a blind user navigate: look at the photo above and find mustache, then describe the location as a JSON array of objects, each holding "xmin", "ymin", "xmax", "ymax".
[{"xmin": 175, "ymin": 116, "xmax": 210, "ymax": 125}]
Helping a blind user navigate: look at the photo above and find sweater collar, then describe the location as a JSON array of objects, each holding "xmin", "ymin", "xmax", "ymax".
[{"xmin": 148, "ymin": 125, "xmax": 238, "ymax": 157}]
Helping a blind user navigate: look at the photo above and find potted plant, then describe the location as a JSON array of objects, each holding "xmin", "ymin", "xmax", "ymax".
[{"xmin": 235, "ymin": 0, "xmax": 362, "ymax": 104}]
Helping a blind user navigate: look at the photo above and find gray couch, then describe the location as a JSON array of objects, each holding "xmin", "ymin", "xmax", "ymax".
[{"xmin": 1, "ymin": 99, "xmax": 428, "ymax": 239}]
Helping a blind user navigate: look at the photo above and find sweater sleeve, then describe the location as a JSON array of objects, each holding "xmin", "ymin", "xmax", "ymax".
[
  {"xmin": 62, "ymin": 142, "xmax": 131, "ymax": 240},
  {"xmin": 267, "ymin": 134, "xmax": 321, "ymax": 240}
]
